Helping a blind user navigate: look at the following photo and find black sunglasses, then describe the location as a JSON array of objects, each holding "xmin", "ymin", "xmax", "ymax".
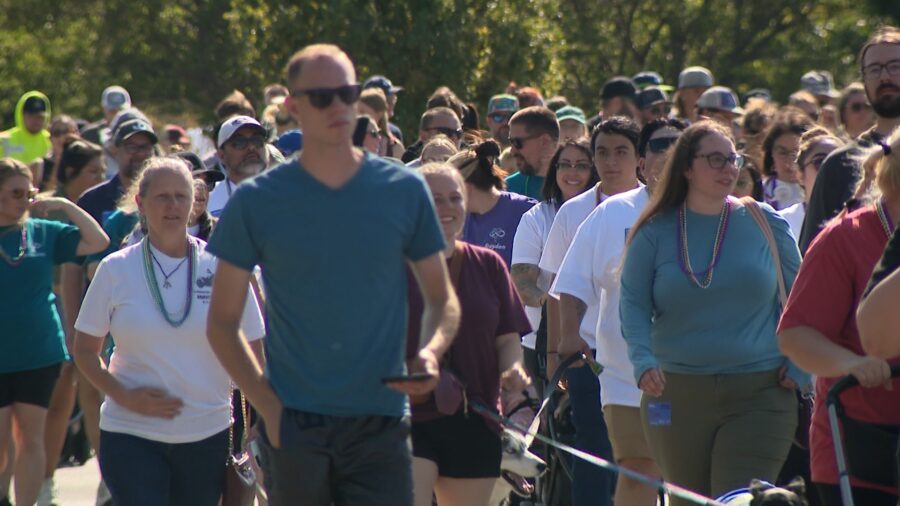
[
  {"xmin": 228, "ymin": 136, "xmax": 266, "ymax": 151},
  {"xmin": 429, "ymin": 127, "xmax": 462, "ymax": 139},
  {"xmin": 647, "ymin": 136, "xmax": 679, "ymax": 154},
  {"xmin": 290, "ymin": 84, "xmax": 362, "ymax": 109},
  {"xmin": 508, "ymin": 133, "xmax": 541, "ymax": 150}
]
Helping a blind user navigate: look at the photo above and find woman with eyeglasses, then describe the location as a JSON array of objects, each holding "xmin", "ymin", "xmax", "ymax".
[
  {"xmin": 778, "ymin": 130, "xmax": 900, "ymax": 506},
  {"xmin": 761, "ymin": 108, "xmax": 816, "ymax": 210},
  {"xmin": 72, "ymin": 157, "xmax": 265, "ymax": 506},
  {"xmin": 449, "ymin": 140, "xmax": 536, "ymax": 268},
  {"xmin": 620, "ymin": 121, "xmax": 808, "ymax": 505},
  {"xmin": 778, "ymin": 128, "xmax": 845, "ymax": 242},
  {"xmin": 511, "ymin": 137, "xmax": 599, "ymax": 386},
  {"xmin": 353, "ymin": 115, "xmax": 385, "ymax": 156},
  {"xmin": 0, "ymin": 158, "xmax": 108, "ymax": 506},
  {"xmin": 837, "ymin": 83, "xmax": 875, "ymax": 141}
]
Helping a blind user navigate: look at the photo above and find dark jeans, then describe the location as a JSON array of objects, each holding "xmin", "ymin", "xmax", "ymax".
[
  {"xmin": 259, "ymin": 408, "xmax": 413, "ymax": 506},
  {"xmin": 99, "ymin": 429, "xmax": 228, "ymax": 506},
  {"xmin": 566, "ymin": 363, "xmax": 615, "ymax": 506}
]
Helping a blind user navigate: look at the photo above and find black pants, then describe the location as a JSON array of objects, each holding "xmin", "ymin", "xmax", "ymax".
[{"xmin": 260, "ymin": 408, "xmax": 412, "ymax": 506}]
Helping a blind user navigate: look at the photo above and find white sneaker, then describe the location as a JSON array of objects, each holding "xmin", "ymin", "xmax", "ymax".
[
  {"xmin": 37, "ymin": 477, "xmax": 57, "ymax": 506},
  {"xmin": 95, "ymin": 479, "xmax": 112, "ymax": 506}
]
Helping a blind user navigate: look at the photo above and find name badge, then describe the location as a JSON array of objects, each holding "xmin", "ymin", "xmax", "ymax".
[{"xmin": 647, "ymin": 401, "xmax": 672, "ymax": 427}]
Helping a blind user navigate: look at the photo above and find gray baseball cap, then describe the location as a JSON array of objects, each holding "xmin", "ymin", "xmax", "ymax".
[
  {"xmin": 678, "ymin": 66, "xmax": 714, "ymax": 89},
  {"xmin": 697, "ymin": 86, "xmax": 744, "ymax": 115}
]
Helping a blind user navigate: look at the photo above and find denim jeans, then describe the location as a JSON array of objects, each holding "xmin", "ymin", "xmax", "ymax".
[
  {"xmin": 565, "ymin": 363, "xmax": 615, "ymax": 506},
  {"xmin": 99, "ymin": 429, "xmax": 228, "ymax": 506}
]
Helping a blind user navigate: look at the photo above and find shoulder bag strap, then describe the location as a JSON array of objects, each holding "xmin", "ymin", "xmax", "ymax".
[{"xmin": 740, "ymin": 197, "xmax": 788, "ymax": 306}]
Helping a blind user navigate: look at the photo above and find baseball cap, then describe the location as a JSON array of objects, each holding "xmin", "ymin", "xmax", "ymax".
[
  {"xmin": 114, "ymin": 119, "xmax": 158, "ymax": 145},
  {"xmin": 101, "ymin": 86, "xmax": 131, "ymax": 112},
  {"xmin": 110, "ymin": 108, "xmax": 150, "ymax": 136},
  {"xmin": 632, "ymin": 71, "xmax": 663, "ymax": 89},
  {"xmin": 636, "ymin": 87, "xmax": 670, "ymax": 109},
  {"xmin": 743, "ymin": 88, "xmax": 771, "ymax": 103},
  {"xmin": 22, "ymin": 96, "xmax": 47, "ymax": 114},
  {"xmin": 275, "ymin": 129, "xmax": 303, "ymax": 157},
  {"xmin": 601, "ymin": 77, "xmax": 637, "ymax": 101},
  {"xmin": 801, "ymin": 70, "xmax": 839, "ymax": 99},
  {"xmin": 363, "ymin": 75, "xmax": 403, "ymax": 96},
  {"xmin": 164, "ymin": 124, "xmax": 190, "ymax": 146},
  {"xmin": 697, "ymin": 86, "xmax": 745, "ymax": 115},
  {"xmin": 488, "ymin": 94, "xmax": 519, "ymax": 114},
  {"xmin": 172, "ymin": 152, "xmax": 225, "ymax": 184},
  {"xmin": 556, "ymin": 106, "xmax": 586, "ymax": 125},
  {"xmin": 678, "ymin": 66, "xmax": 714, "ymax": 89},
  {"xmin": 217, "ymin": 115, "xmax": 266, "ymax": 148}
]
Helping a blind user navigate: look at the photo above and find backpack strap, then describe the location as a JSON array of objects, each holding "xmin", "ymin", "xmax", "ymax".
[{"xmin": 740, "ymin": 197, "xmax": 787, "ymax": 306}]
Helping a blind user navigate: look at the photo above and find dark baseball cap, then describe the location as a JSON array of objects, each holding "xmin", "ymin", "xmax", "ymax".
[
  {"xmin": 636, "ymin": 87, "xmax": 670, "ymax": 109},
  {"xmin": 114, "ymin": 119, "xmax": 158, "ymax": 145},
  {"xmin": 363, "ymin": 75, "xmax": 403, "ymax": 96},
  {"xmin": 632, "ymin": 71, "xmax": 663, "ymax": 89},
  {"xmin": 22, "ymin": 96, "xmax": 47, "ymax": 114},
  {"xmin": 601, "ymin": 77, "xmax": 637, "ymax": 101}
]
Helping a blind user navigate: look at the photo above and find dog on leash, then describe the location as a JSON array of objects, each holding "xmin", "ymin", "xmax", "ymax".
[
  {"xmin": 488, "ymin": 428, "xmax": 547, "ymax": 505},
  {"xmin": 748, "ymin": 477, "xmax": 808, "ymax": 506}
]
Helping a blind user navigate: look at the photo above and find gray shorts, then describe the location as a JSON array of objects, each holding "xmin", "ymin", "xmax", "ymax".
[{"xmin": 259, "ymin": 408, "xmax": 412, "ymax": 506}]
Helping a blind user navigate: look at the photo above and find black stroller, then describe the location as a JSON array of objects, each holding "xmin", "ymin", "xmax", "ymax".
[{"xmin": 826, "ymin": 365, "xmax": 900, "ymax": 505}]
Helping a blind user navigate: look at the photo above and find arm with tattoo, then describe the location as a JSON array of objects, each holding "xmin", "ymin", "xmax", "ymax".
[{"xmin": 511, "ymin": 263, "xmax": 547, "ymax": 308}]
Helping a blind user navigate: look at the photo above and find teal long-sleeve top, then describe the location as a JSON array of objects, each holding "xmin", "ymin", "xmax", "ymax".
[{"xmin": 619, "ymin": 202, "xmax": 810, "ymax": 387}]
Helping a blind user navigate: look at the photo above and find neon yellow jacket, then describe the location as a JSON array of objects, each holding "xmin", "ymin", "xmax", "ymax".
[{"xmin": 0, "ymin": 91, "xmax": 51, "ymax": 164}]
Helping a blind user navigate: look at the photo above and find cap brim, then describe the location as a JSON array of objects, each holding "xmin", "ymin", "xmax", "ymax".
[
  {"xmin": 121, "ymin": 130, "xmax": 159, "ymax": 144},
  {"xmin": 193, "ymin": 169, "xmax": 225, "ymax": 183},
  {"xmin": 389, "ymin": 86, "xmax": 404, "ymax": 94},
  {"xmin": 219, "ymin": 124, "xmax": 266, "ymax": 148}
]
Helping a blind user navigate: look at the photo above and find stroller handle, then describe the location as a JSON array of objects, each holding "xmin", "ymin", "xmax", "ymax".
[{"xmin": 826, "ymin": 364, "xmax": 900, "ymax": 407}]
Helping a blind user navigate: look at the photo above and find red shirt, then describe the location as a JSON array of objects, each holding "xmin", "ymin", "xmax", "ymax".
[
  {"xmin": 778, "ymin": 206, "xmax": 900, "ymax": 492},
  {"xmin": 406, "ymin": 242, "xmax": 531, "ymax": 423}
]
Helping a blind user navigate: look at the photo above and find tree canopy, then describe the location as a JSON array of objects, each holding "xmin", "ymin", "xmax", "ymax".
[{"xmin": 0, "ymin": 0, "xmax": 894, "ymax": 136}]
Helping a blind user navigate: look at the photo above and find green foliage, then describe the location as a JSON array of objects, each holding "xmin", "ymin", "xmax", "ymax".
[{"xmin": 0, "ymin": 0, "xmax": 892, "ymax": 137}]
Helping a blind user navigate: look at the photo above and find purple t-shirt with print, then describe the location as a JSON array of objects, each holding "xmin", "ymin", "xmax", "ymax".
[{"xmin": 462, "ymin": 191, "xmax": 536, "ymax": 267}]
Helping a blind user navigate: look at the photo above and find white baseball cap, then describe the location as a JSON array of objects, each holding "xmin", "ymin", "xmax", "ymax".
[
  {"xmin": 217, "ymin": 115, "xmax": 266, "ymax": 148},
  {"xmin": 102, "ymin": 86, "xmax": 131, "ymax": 112}
]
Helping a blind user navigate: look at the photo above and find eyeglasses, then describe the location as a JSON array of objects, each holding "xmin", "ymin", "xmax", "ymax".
[
  {"xmin": 773, "ymin": 146, "xmax": 800, "ymax": 160},
  {"xmin": 290, "ymin": 84, "xmax": 362, "ymax": 109},
  {"xmin": 508, "ymin": 133, "xmax": 541, "ymax": 150},
  {"xmin": 489, "ymin": 113, "xmax": 512, "ymax": 123},
  {"xmin": 848, "ymin": 102, "xmax": 871, "ymax": 113},
  {"xmin": 122, "ymin": 142, "xmax": 155, "ymax": 154},
  {"xmin": 227, "ymin": 136, "xmax": 266, "ymax": 151},
  {"xmin": 367, "ymin": 128, "xmax": 383, "ymax": 139},
  {"xmin": 862, "ymin": 59, "xmax": 900, "ymax": 81},
  {"xmin": 647, "ymin": 136, "xmax": 679, "ymax": 154},
  {"xmin": 9, "ymin": 187, "xmax": 38, "ymax": 201},
  {"xmin": 695, "ymin": 152, "xmax": 744, "ymax": 170},
  {"xmin": 428, "ymin": 127, "xmax": 463, "ymax": 139},
  {"xmin": 557, "ymin": 161, "xmax": 592, "ymax": 172},
  {"xmin": 803, "ymin": 153, "xmax": 828, "ymax": 171}
]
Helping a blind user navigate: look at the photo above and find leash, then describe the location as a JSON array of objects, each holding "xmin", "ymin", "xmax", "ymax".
[{"xmin": 479, "ymin": 353, "xmax": 726, "ymax": 506}]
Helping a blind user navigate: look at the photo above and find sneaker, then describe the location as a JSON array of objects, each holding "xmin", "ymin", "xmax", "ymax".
[
  {"xmin": 37, "ymin": 477, "xmax": 58, "ymax": 506},
  {"xmin": 95, "ymin": 479, "xmax": 113, "ymax": 506}
]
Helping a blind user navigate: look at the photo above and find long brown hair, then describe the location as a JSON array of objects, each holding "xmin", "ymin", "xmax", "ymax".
[{"xmin": 627, "ymin": 120, "xmax": 734, "ymax": 245}]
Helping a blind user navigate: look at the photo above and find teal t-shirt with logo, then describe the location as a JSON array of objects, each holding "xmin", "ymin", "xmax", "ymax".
[
  {"xmin": 1, "ymin": 218, "xmax": 81, "ymax": 372},
  {"xmin": 505, "ymin": 172, "xmax": 544, "ymax": 200},
  {"xmin": 207, "ymin": 154, "xmax": 446, "ymax": 417}
]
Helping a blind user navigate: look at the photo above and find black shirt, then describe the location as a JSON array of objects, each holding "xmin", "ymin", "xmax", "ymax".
[
  {"xmin": 76, "ymin": 174, "xmax": 125, "ymax": 225},
  {"xmin": 799, "ymin": 130, "xmax": 883, "ymax": 254},
  {"xmin": 865, "ymin": 226, "xmax": 900, "ymax": 297}
]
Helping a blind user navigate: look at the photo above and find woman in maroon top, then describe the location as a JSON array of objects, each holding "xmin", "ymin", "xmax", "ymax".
[
  {"xmin": 406, "ymin": 162, "xmax": 531, "ymax": 506},
  {"xmin": 778, "ymin": 132, "xmax": 900, "ymax": 506}
]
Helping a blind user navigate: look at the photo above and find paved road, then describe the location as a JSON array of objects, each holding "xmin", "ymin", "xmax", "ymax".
[{"xmin": 12, "ymin": 458, "xmax": 103, "ymax": 506}]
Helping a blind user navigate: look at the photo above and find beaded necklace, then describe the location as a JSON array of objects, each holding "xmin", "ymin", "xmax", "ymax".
[
  {"xmin": 875, "ymin": 198, "xmax": 896, "ymax": 238},
  {"xmin": 0, "ymin": 226, "xmax": 28, "ymax": 267},
  {"xmin": 141, "ymin": 237, "xmax": 197, "ymax": 327},
  {"xmin": 677, "ymin": 199, "xmax": 731, "ymax": 289}
]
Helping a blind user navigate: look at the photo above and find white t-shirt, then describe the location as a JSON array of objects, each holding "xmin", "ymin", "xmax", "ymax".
[
  {"xmin": 208, "ymin": 179, "xmax": 238, "ymax": 218},
  {"xmin": 778, "ymin": 202, "xmax": 805, "ymax": 243},
  {"xmin": 539, "ymin": 184, "xmax": 607, "ymax": 350},
  {"xmin": 511, "ymin": 201, "xmax": 557, "ymax": 349},
  {"xmin": 552, "ymin": 186, "xmax": 648, "ymax": 407},
  {"xmin": 75, "ymin": 239, "xmax": 265, "ymax": 444}
]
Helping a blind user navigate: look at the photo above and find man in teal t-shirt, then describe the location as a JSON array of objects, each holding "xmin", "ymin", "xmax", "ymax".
[
  {"xmin": 505, "ymin": 106, "xmax": 560, "ymax": 200},
  {"xmin": 206, "ymin": 44, "xmax": 460, "ymax": 506}
]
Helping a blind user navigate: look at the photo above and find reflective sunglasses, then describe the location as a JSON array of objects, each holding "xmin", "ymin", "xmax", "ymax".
[
  {"xmin": 489, "ymin": 113, "xmax": 512, "ymax": 123},
  {"xmin": 228, "ymin": 136, "xmax": 266, "ymax": 151},
  {"xmin": 647, "ymin": 136, "xmax": 679, "ymax": 154},
  {"xmin": 9, "ymin": 187, "xmax": 38, "ymax": 201},
  {"xmin": 695, "ymin": 152, "xmax": 745, "ymax": 170},
  {"xmin": 290, "ymin": 84, "xmax": 362, "ymax": 109}
]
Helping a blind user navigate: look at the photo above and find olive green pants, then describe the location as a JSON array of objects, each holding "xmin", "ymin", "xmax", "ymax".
[{"xmin": 640, "ymin": 369, "xmax": 797, "ymax": 505}]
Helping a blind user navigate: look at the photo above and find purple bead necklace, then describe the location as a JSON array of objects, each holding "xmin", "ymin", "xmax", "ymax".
[{"xmin": 677, "ymin": 199, "xmax": 732, "ymax": 289}]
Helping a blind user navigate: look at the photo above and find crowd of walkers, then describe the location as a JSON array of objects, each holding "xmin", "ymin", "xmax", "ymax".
[{"xmin": 0, "ymin": 24, "xmax": 899, "ymax": 506}]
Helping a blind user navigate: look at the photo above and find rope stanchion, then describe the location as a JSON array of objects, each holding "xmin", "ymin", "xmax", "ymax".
[{"xmin": 470, "ymin": 395, "xmax": 725, "ymax": 506}]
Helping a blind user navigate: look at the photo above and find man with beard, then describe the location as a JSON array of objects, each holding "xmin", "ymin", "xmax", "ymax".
[
  {"xmin": 208, "ymin": 115, "xmax": 270, "ymax": 217},
  {"xmin": 505, "ymin": 106, "xmax": 559, "ymax": 200},
  {"xmin": 800, "ymin": 26, "xmax": 900, "ymax": 253}
]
